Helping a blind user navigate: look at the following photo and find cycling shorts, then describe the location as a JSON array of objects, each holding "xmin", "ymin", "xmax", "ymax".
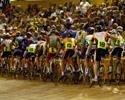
[
  {"xmin": 96, "ymin": 48, "xmax": 106, "ymax": 61},
  {"xmin": 64, "ymin": 49, "xmax": 75, "ymax": 59},
  {"xmin": 111, "ymin": 47, "xmax": 123, "ymax": 58}
]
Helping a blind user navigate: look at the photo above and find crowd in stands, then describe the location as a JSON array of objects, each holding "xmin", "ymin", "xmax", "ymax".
[{"xmin": 0, "ymin": 0, "xmax": 125, "ymax": 39}]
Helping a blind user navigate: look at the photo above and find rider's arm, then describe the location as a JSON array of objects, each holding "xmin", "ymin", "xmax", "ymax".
[
  {"xmin": 86, "ymin": 37, "xmax": 95, "ymax": 56},
  {"xmin": 77, "ymin": 32, "xmax": 87, "ymax": 43},
  {"xmin": 106, "ymin": 32, "xmax": 117, "ymax": 40},
  {"xmin": 56, "ymin": 37, "xmax": 61, "ymax": 55},
  {"xmin": 46, "ymin": 36, "xmax": 50, "ymax": 50}
]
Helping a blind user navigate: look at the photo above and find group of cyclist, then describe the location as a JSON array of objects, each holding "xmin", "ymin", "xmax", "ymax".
[{"xmin": 0, "ymin": 23, "xmax": 124, "ymax": 82}]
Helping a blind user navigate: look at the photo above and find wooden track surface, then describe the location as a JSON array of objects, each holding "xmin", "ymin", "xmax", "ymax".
[{"xmin": 0, "ymin": 77, "xmax": 125, "ymax": 100}]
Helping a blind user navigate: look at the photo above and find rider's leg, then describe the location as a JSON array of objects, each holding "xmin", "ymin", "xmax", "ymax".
[
  {"xmin": 46, "ymin": 53, "xmax": 51, "ymax": 73},
  {"xmin": 93, "ymin": 61, "xmax": 99, "ymax": 81},
  {"xmin": 109, "ymin": 54, "xmax": 113, "ymax": 67},
  {"xmin": 115, "ymin": 47, "xmax": 123, "ymax": 74},
  {"xmin": 93, "ymin": 49, "xmax": 101, "ymax": 81},
  {"xmin": 68, "ymin": 50, "xmax": 75, "ymax": 72},
  {"xmin": 84, "ymin": 57, "xmax": 89, "ymax": 76},
  {"xmin": 77, "ymin": 50, "xmax": 80, "ymax": 70},
  {"xmin": 61, "ymin": 58, "xmax": 65, "ymax": 76},
  {"xmin": 61, "ymin": 51, "xmax": 68, "ymax": 76},
  {"xmin": 68, "ymin": 57, "xmax": 74, "ymax": 72}
]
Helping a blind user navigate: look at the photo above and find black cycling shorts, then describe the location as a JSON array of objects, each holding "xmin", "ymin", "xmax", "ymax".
[
  {"xmin": 96, "ymin": 48, "xmax": 106, "ymax": 61},
  {"xmin": 25, "ymin": 52, "xmax": 35, "ymax": 58},
  {"xmin": 111, "ymin": 47, "xmax": 123, "ymax": 58},
  {"xmin": 64, "ymin": 49, "xmax": 75, "ymax": 59},
  {"xmin": 13, "ymin": 48, "xmax": 24, "ymax": 57},
  {"xmin": 2, "ymin": 51, "xmax": 11, "ymax": 58},
  {"xmin": 81, "ymin": 48, "xmax": 87, "ymax": 59},
  {"xmin": 37, "ymin": 48, "xmax": 43, "ymax": 57}
]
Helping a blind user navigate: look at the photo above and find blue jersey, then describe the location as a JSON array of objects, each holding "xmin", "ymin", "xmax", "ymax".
[
  {"xmin": 83, "ymin": 34, "xmax": 97, "ymax": 49},
  {"xmin": 82, "ymin": 34, "xmax": 93, "ymax": 48},
  {"xmin": 62, "ymin": 30, "xmax": 76, "ymax": 39},
  {"xmin": 23, "ymin": 38, "xmax": 34, "ymax": 49},
  {"xmin": 15, "ymin": 36, "xmax": 24, "ymax": 49}
]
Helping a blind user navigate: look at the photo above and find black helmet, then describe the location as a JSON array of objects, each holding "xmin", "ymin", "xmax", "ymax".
[
  {"xmin": 66, "ymin": 31, "xmax": 72, "ymax": 37},
  {"xmin": 95, "ymin": 25, "xmax": 103, "ymax": 32},
  {"xmin": 16, "ymin": 31, "xmax": 21, "ymax": 36},
  {"xmin": 87, "ymin": 27, "xmax": 95, "ymax": 34}
]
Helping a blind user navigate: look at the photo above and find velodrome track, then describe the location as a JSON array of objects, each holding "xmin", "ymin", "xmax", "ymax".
[{"xmin": 0, "ymin": 77, "xmax": 125, "ymax": 100}]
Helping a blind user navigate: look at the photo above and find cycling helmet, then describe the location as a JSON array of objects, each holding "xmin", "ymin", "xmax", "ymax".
[
  {"xmin": 27, "ymin": 32, "xmax": 32, "ymax": 38},
  {"xmin": 16, "ymin": 31, "xmax": 21, "ymax": 36},
  {"xmin": 27, "ymin": 32, "xmax": 32, "ymax": 36},
  {"xmin": 95, "ymin": 25, "xmax": 103, "ymax": 32},
  {"xmin": 109, "ymin": 29, "xmax": 117, "ymax": 34},
  {"xmin": 87, "ymin": 27, "xmax": 95, "ymax": 34},
  {"xmin": 3, "ymin": 33, "xmax": 11, "ymax": 39},
  {"xmin": 117, "ymin": 26, "xmax": 123, "ymax": 33}
]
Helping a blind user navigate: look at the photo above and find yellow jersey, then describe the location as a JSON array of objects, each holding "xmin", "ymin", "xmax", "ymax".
[{"xmin": 63, "ymin": 38, "xmax": 76, "ymax": 51}]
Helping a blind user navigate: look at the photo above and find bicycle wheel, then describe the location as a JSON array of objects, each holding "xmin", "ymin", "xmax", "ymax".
[
  {"xmin": 98, "ymin": 64, "xmax": 105, "ymax": 87},
  {"xmin": 108, "ymin": 65, "xmax": 113, "ymax": 85},
  {"xmin": 115, "ymin": 62, "xmax": 122, "ymax": 85},
  {"xmin": 89, "ymin": 67, "xmax": 95, "ymax": 88}
]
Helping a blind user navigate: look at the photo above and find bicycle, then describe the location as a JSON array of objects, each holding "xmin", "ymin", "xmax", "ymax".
[
  {"xmin": 108, "ymin": 57, "xmax": 122, "ymax": 85},
  {"xmin": 22, "ymin": 56, "xmax": 34, "ymax": 80},
  {"xmin": 59, "ymin": 63, "xmax": 73, "ymax": 84},
  {"xmin": 10, "ymin": 56, "xmax": 22, "ymax": 79},
  {"xmin": 84, "ymin": 55, "xmax": 94, "ymax": 87},
  {"xmin": 50, "ymin": 57, "xmax": 62, "ymax": 84},
  {"xmin": 72, "ymin": 54, "xmax": 84, "ymax": 84},
  {"xmin": 31, "ymin": 55, "xmax": 43, "ymax": 80},
  {"xmin": 1, "ymin": 56, "xmax": 11, "ymax": 77},
  {"xmin": 89, "ymin": 57, "xmax": 105, "ymax": 88}
]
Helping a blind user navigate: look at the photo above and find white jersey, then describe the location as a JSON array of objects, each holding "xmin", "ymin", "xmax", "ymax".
[
  {"xmin": 93, "ymin": 32, "xmax": 109, "ymax": 49},
  {"xmin": 27, "ymin": 43, "xmax": 37, "ymax": 53},
  {"xmin": 2, "ymin": 39, "xmax": 12, "ymax": 48},
  {"xmin": 83, "ymin": 34, "xmax": 96, "ymax": 49},
  {"xmin": 2, "ymin": 39, "xmax": 12, "ymax": 52},
  {"xmin": 38, "ymin": 41, "xmax": 46, "ymax": 55},
  {"xmin": 29, "ymin": 44, "xmax": 37, "ymax": 48}
]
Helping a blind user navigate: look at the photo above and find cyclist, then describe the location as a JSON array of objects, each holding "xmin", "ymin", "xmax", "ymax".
[
  {"xmin": 1, "ymin": 33, "xmax": 12, "ymax": 58},
  {"xmin": 13, "ymin": 31, "xmax": 24, "ymax": 57},
  {"xmin": 109, "ymin": 26, "xmax": 124, "ymax": 74},
  {"xmin": 1, "ymin": 33, "xmax": 13, "ymax": 71},
  {"xmin": 86, "ymin": 25, "xmax": 112, "ymax": 82},
  {"xmin": 82, "ymin": 27, "xmax": 96, "ymax": 77},
  {"xmin": 11, "ymin": 31, "xmax": 25, "ymax": 73},
  {"xmin": 61, "ymin": 32, "xmax": 77, "ymax": 76},
  {"xmin": 23, "ymin": 32, "xmax": 35, "ymax": 68},
  {"xmin": 46, "ymin": 29, "xmax": 61, "ymax": 74}
]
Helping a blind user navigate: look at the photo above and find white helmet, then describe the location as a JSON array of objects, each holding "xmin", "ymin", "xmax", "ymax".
[{"xmin": 117, "ymin": 26, "xmax": 123, "ymax": 32}]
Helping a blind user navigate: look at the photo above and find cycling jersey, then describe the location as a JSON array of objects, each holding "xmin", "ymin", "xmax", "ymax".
[
  {"xmin": 114, "ymin": 34, "xmax": 124, "ymax": 47},
  {"xmin": 63, "ymin": 38, "xmax": 76, "ymax": 51},
  {"xmin": 83, "ymin": 34, "xmax": 93, "ymax": 48},
  {"xmin": 62, "ymin": 37, "xmax": 76, "ymax": 59},
  {"xmin": 93, "ymin": 32, "xmax": 109, "ymax": 49},
  {"xmin": 37, "ymin": 40, "xmax": 46, "ymax": 55},
  {"xmin": 27, "ymin": 44, "xmax": 37, "ymax": 53},
  {"xmin": 49, "ymin": 35, "xmax": 59, "ymax": 47},
  {"xmin": 15, "ymin": 36, "xmax": 24, "ymax": 49},
  {"xmin": 2, "ymin": 39, "xmax": 12, "ymax": 52},
  {"xmin": 62, "ymin": 30, "xmax": 77, "ymax": 39},
  {"xmin": 23, "ymin": 37, "xmax": 34, "ymax": 48},
  {"xmin": 79, "ymin": 31, "xmax": 88, "ymax": 41},
  {"xmin": 47, "ymin": 34, "xmax": 60, "ymax": 54}
]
